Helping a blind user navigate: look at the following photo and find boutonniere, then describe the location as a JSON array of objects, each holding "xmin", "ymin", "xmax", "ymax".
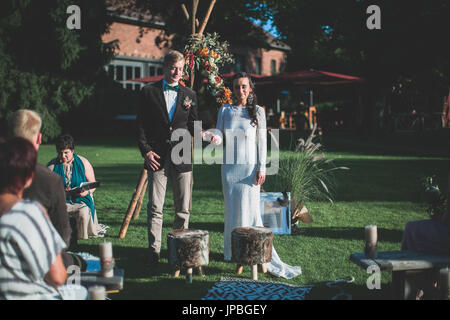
[{"xmin": 183, "ymin": 96, "xmax": 195, "ymax": 110}]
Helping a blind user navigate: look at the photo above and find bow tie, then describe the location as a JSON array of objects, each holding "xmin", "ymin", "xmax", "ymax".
[{"xmin": 164, "ymin": 83, "xmax": 179, "ymax": 92}]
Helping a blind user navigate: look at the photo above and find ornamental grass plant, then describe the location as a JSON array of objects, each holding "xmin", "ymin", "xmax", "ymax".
[{"xmin": 265, "ymin": 125, "xmax": 349, "ymax": 209}]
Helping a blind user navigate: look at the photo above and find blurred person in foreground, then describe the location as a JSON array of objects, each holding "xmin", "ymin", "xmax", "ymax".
[
  {"xmin": 0, "ymin": 137, "xmax": 87, "ymax": 300},
  {"xmin": 8, "ymin": 109, "xmax": 75, "ymax": 267}
]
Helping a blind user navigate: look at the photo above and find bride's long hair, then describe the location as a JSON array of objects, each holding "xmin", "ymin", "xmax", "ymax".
[{"xmin": 232, "ymin": 72, "xmax": 258, "ymax": 127}]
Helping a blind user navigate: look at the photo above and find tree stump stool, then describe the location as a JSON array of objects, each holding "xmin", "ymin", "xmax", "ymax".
[
  {"xmin": 167, "ymin": 229, "xmax": 209, "ymax": 284},
  {"xmin": 231, "ymin": 226, "xmax": 273, "ymax": 280}
]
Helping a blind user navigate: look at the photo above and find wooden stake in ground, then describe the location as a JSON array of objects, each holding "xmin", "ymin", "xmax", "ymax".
[
  {"xmin": 119, "ymin": 168, "xmax": 147, "ymax": 238},
  {"xmin": 133, "ymin": 178, "xmax": 148, "ymax": 220}
]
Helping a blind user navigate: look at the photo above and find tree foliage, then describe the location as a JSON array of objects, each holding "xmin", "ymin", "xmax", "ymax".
[
  {"xmin": 0, "ymin": 0, "xmax": 116, "ymax": 140},
  {"xmin": 268, "ymin": 0, "xmax": 450, "ymax": 106}
]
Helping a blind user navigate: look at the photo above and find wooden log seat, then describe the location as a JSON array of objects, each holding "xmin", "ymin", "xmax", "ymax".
[
  {"xmin": 167, "ymin": 229, "xmax": 209, "ymax": 283},
  {"xmin": 231, "ymin": 226, "xmax": 274, "ymax": 280}
]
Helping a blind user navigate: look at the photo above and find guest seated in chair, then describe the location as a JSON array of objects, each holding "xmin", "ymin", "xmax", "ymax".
[
  {"xmin": 401, "ymin": 172, "xmax": 450, "ymax": 299},
  {"xmin": 401, "ymin": 173, "xmax": 450, "ymax": 255},
  {"xmin": 0, "ymin": 137, "xmax": 87, "ymax": 300},
  {"xmin": 48, "ymin": 134, "xmax": 104, "ymax": 239}
]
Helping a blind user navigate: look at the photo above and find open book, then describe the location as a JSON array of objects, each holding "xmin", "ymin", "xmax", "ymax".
[{"xmin": 66, "ymin": 181, "xmax": 100, "ymax": 196}]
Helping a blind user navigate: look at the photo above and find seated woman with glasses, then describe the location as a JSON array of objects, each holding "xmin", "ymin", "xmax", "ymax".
[{"xmin": 48, "ymin": 134, "xmax": 105, "ymax": 239}]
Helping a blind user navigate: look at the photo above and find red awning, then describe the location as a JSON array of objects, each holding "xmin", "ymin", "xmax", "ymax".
[
  {"xmin": 127, "ymin": 72, "xmax": 265, "ymax": 83},
  {"xmin": 254, "ymin": 69, "xmax": 364, "ymax": 86},
  {"xmin": 127, "ymin": 70, "xmax": 363, "ymax": 86},
  {"xmin": 220, "ymin": 72, "xmax": 266, "ymax": 80},
  {"xmin": 128, "ymin": 75, "xmax": 164, "ymax": 83}
]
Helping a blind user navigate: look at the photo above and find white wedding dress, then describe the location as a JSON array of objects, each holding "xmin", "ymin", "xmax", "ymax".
[{"xmin": 215, "ymin": 104, "xmax": 302, "ymax": 279}]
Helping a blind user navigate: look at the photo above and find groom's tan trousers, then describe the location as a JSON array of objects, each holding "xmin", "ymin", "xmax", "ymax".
[{"xmin": 146, "ymin": 159, "xmax": 191, "ymax": 254}]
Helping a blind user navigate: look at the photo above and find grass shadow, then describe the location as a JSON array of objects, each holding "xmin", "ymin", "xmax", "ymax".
[
  {"xmin": 321, "ymin": 130, "xmax": 450, "ymax": 158},
  {"xmin": 294, "ymin": 227, "xmax": 404, "ymax": 243},
  {"xmin": 189, "ymin": 222, "xmax": 224, "ymax": 233},
  {"xmin": 331, "ymin": 158, "xmax": 448, "ymax": 202},
  {"xmin": 95, "ymin": 164, "xmax": 143, "ymax": 185}
]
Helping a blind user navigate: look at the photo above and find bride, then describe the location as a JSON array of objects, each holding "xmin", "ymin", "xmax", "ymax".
[{"xmin": 215, "ymin": 72, "xmax": 302, "ymax": 279}]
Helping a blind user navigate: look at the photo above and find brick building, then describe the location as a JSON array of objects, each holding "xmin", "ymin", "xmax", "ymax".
[
  {"xmin": 222, "ymin": 29, "xmax": 290, "ymax": 76},
  {"xmin": 102, "ymin": 4, "xmax": 171, "ymax": 90},
  {"xmin": 102, "ymin": 2, "xmax": 290, "ymax": 90}
]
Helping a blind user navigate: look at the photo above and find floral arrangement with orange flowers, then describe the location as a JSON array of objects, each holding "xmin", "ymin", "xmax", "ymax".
[{"xmin": 184, "ymin": 32, "xmax": 234, "ymax": 106}]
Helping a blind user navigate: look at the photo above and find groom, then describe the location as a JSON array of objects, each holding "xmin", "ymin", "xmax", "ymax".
[{"xmin": 137, "ymin": 50, "xmax": 212, "ymax": 266}]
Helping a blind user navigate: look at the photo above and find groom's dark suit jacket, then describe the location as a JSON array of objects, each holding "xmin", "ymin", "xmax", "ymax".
[{"xmin": 137, "ymin": 80, "xmax": 200, "ymax": 173}]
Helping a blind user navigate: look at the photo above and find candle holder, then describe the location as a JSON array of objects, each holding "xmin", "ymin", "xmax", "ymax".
[
  {"xmin": 364, "ymin": 242, "xmax": 378, "ymax": 259},
  {"xmin": 100, "ymin": 256, "xmax": 115, "ymax": 278},
  {"xmin": 88, "ymin": 285, "xmax": 106, "ymax": 300},
  {"xmin": 364, "ymin": 225, "xmax": 378, "ymax": 259},
  {"xmin": 99, "ymin": 242, "xmax": 115, "ymax": 278}
]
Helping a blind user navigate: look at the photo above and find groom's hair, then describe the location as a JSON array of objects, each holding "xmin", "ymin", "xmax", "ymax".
[
  {"xmin": 8, "ymin": 109, "xmax": 42, "ymax": 143},
  {"xmin": 163, "ymin": 50, "xmax": 184, "ymax": 67}
]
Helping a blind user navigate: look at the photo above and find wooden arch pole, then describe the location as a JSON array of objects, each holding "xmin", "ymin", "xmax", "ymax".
[
  {"xmin": 119, "ymin": 166, "xmax": 148, "ymax": 238},
  {"xmin": 119, "ymin": 0, "xmax": 217, "ymax": 238},
  {"xmin": 197, "ymin": 0, "xmax": 216, "ymax": 36}
]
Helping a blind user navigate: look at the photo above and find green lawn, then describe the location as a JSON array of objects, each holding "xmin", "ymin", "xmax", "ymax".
[{"xmin": 37, "ymin": 130, "xmax": 449, "ymax": 300}]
